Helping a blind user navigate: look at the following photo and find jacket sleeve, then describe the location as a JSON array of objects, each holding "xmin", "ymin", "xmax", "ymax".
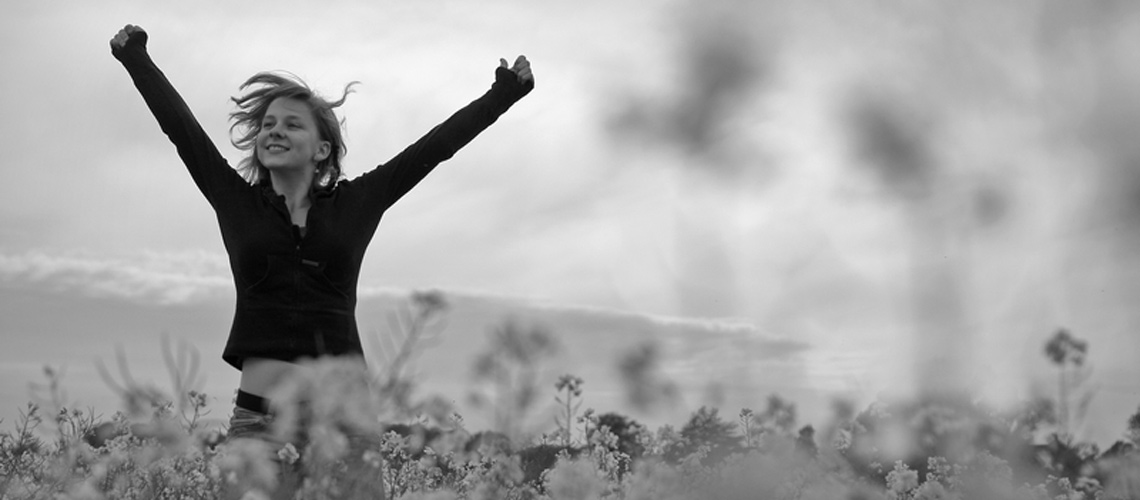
[
  {"xmin": 346, "ymin": 66, "xmax": 534, "ymax": 213},
  {"xmin": 112, "ymin": 36, "xmax": 248, "ymax": 208}
]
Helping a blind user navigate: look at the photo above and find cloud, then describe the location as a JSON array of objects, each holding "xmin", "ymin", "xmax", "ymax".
[
  {"xmin": 461, "ymin": 290, "xmax": 809, "ymax": 351},
  {"xmin": 0, "ymin": 249, "xmax": 230, "ymax": 305},
  {"xmin": 526, "ymin": 297, "xmax": 811, "ymax": 361}
]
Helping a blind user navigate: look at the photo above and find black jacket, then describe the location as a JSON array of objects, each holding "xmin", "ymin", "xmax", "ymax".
[{"xmin": 113, "ymin": 36, "xmax": 532, "ymax": 369}]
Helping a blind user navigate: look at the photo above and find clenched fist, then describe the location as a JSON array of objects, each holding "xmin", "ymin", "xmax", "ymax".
[
  {"xmin": 110, "ymin": 24, "xmax": 147, "ymax": 53},
  {"xmin": 499, "ymin": 55, "xmax": 534, "ymax": 86}
]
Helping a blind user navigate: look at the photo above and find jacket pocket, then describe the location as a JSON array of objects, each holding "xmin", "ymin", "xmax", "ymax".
[{"xmin": 243, "ymin": 255, "xmax": 292, "ymax": 304}]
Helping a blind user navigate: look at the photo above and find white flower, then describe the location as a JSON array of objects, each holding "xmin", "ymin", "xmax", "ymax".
[{"xmin": 277, "ymin": 442, "xmax": 300, "ymax": 464}]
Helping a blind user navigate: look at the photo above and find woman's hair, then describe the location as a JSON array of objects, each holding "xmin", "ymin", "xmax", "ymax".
[{"xmin": 229, "ymin": 72, "xmax": 358, "ymax": 192}]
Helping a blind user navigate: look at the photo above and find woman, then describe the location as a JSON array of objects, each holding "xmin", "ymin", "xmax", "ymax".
[{"xmin": 109, "ymin": 24, "xmax": 533, "ymax": 497}]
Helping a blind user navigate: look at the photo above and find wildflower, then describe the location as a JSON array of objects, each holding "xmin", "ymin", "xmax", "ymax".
[
  {"xmin": 589, "ymin": 425, "xmax": 620, "ymax": 450},
  {"xmin": 914, "ymin": 481, "xmax": 956, "ymax": 500},
  {"xmin": 556, "ymin": 375, "xmax": 584, "ymax": 397},
  {"xmin": 886, "ymin": 461, "xmax": 919, "ymax": 497},
  {"xmin": 277, "ymin": 442, "xmax": 300, "ymax": 464}
]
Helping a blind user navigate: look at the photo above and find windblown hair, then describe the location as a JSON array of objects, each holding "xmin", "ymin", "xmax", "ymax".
[{"xmin": 229, "ymin": 72, "xmax": 358, "ymax": 192}]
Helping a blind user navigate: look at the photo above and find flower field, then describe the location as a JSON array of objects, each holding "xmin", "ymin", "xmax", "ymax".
[{"xmin": 3, "ymin": 296, "xmax": 1139, "ymax": 500}]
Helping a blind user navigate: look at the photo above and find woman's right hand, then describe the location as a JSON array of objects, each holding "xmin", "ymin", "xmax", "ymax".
[{"xmin": 110, "ymin": 24, "xmax": 147, "ymax": 52}]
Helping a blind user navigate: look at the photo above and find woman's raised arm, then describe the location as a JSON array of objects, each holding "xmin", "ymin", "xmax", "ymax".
[
  {"xmin": 345, "ymin": 56, "xmax": 535, "ymax": 212},
  {"xmin": 110, "ymin": 25, "xmax": 247, "ymax": 207}
]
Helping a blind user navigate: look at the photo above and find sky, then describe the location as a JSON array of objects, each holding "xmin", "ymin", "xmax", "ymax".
[{"xmin": 2, "ymin": 0, "xmax": 1139, "ymax": 446}]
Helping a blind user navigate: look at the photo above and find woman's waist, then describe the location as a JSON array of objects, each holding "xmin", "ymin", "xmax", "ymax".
[{"xmin": 221, "ymin": 316, "xmax": 364, "ymax": 371}]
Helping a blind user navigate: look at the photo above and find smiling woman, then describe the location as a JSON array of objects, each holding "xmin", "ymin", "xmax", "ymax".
[
  {"xmin": 109, "ymin": 23, "xmax": 534, "ymax": 499},
  {"xmin": 228, "ymin": 72, "xmax": 352, "ymax": 198}
]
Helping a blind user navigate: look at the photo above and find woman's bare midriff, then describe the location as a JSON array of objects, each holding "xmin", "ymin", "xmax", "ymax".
[{"xmin": 240, "ymin": 357, "xmax": 311, "ymax": 397}]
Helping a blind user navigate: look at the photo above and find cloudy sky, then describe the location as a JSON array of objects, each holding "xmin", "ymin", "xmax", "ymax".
[{"xmin": 2, "ymin": 0, "xmax": 1139, "ymax": 445}]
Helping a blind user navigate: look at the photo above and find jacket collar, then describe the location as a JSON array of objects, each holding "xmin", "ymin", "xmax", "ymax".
[{"xmin": 257, "ymin": 179, "xmax": 338, "ymax": 202}]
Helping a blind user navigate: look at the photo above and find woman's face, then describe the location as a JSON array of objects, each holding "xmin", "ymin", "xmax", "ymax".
[{"xmin": 257, "ymin": 97, "xmax": 331, "ymax": 174}]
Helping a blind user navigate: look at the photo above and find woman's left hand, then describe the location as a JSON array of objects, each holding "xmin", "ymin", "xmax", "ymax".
[{"xmin": 500, "ymin": 56, "xmax": 534, "ymax": 85}]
